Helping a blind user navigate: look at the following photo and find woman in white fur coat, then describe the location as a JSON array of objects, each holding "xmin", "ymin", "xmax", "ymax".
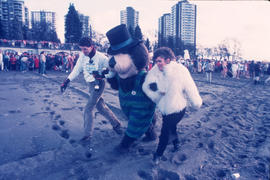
[{"xmin": 142, "ymin": 47, "xmax": 202, "ymax": 164}]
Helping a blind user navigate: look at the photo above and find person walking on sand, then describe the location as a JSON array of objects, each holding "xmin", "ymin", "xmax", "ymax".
[
  {"xmin": 205, "ymin": 59, "xmax": 214, "ymax": 83},
  {"xmin": 143, "ymin": 47, "xmax": 203, "ymax": 165},
  {"xmin": 60, "ymin": 37, "xmax": 123, "ymax": 144}
]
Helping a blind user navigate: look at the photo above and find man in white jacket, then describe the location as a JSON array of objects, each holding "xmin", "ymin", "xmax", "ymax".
[
  {"xmin": 142, "ymin": 47, "xmax": 202, "ymax": 164},
  {"xmin": 60, "ymin": 37, "xmax": 122, "ymax": 144}
]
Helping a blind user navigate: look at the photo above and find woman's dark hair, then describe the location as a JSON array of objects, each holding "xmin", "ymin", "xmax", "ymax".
[{"xmin": 153, "ymin": 47, "xmax": 175, "ymax": 62}]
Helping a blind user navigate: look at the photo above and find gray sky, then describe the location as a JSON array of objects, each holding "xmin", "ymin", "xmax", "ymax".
[{"xmin": 25, "ymin": 0, "xmax": 270, "ymax": 61}]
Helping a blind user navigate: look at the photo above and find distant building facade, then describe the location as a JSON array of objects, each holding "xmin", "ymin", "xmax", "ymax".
[
  {"xmin": 158, "ymin": 13, "xmax": 171, "ymax": 40},
  {"xmin": 158, "ymin": 0, "xmax": 196, "ymax": 48},
  {"xmin": 31, "ymin": 11, "xmax": 56, "ymax": 31},
  {"xmin": 120, "ymin": 6, "xmax": 139, "ymax": 31},
  {"xmin": 79, "ymin": 13, "xmax": 91, "ymax": 37},
  {"xmin": 0, "ymin": 0, "xmax": 27, "ymax": 36}
]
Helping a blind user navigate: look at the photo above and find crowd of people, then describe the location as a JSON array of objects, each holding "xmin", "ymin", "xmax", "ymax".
[
  {"xmin": 0, "ymin": 39, "xmax": 80, "ymax": 51},
  {"xmin": 0, "ymin": 47, "xmax": 270, "ymax": 85},
  {"xmin": 171, "ymin": 58, "xmax": 270, "ymax": 84},
  {"xmin": 0, "ymin": 49, "xmax": 79, "ymax": 75}
]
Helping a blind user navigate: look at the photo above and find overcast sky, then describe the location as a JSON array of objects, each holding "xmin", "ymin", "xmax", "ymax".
[{"xmin": 24, "ymin": 0, "xmax": 270, "ymax": 61}]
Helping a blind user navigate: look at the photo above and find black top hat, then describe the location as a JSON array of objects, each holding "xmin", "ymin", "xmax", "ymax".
[{"xmin": 106, "ymin": 24, "xmax": 142, "ymax": 55}]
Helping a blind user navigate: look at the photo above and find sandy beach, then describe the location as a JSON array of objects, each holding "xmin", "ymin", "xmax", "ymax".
[{"xmin": 0, "ymin": 70, "xmax": 269, "ymax": 180}]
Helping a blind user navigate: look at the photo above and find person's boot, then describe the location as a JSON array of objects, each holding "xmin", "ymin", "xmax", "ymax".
[
  {"xmin": 79, "ymin": 135, "xmax": 91, "ymax": 147},
  {"xmin": 114, "ymin": 144, "xmax": 129, "ymax": 154},
  {"xmin": 142, "ymin": 114, "xmax": 157, "ymax": 142},
  {"xmin": 113, "ymin": 124, "xmax": 124, "ymax": 135}
]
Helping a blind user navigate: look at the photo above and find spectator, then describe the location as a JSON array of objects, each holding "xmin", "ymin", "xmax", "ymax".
[
  {"xmin": 0, "ymin": 50, "xmax": 3, "ymax": 71},
  {"xmin": 40, "ymin": 52, "xmax": 46, "ymax": 75},
  {"xmin": 20, "ymin": 55, "xmax": 28, "ymax": 72},
  {"xmin": 10, "ymin": 55, "xmax": 16, "ymax": 71},
  {"xmin": 205, "ymin": 59, "xmax": 214, "ymax": 83},
  {"xmin": 254, "ymin": 62, "xmax": 261, "ymax": 85},
  {"xmin": 3, "ymin": 52, "xmax": 10, "ymax": 71}
]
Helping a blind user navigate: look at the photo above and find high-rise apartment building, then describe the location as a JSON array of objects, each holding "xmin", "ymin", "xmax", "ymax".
[
  {"xmin": 158, "ymin": 13, "xmax": 171, "ymax": 40},
  {"xmin": 159, "ymin": 0, "xmax": 196, "ymax": 47},
  {"xmin": 120, "ymin": 6, "xmax": 139, "ymax": 31},
  {"xmin": 79, "ymin": 13, "xmax": 91, "ymax": 37},
  {"xmin": 31, "ymin": 11, "xmax": 56, "ymax": 31},
  {"xmin": 172, "ymin": 0, "xmax": 196, "ymax": 46},
  {"xmin": 0, "ymin": 0, "xmax": 26, "ymax": 36}
]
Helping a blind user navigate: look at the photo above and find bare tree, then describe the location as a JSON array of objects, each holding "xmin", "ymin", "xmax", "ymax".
[{"xmin": 222, "ymin": 38, "xmax": 242, "ymax": 61}]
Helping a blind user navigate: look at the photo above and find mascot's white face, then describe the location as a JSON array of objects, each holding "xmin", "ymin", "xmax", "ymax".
[{"xmin": 110, "ymin": 54, "xmax": 138, "ymax": 79}]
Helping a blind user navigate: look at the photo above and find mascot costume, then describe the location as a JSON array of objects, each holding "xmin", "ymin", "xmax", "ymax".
[{"xmin": 105, "ymin": 24, "xmax": 156, "ymax": 152}]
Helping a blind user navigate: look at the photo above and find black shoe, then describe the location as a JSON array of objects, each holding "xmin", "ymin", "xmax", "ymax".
[
  {"xmin": 113, "ymin": 125, "xmax": 124, "ymax": 135},
  {"xmin": 79, "ymin": 136, "xmax": 91, "ymax": 147},
  {"xmin": 114, "ymin": 144, "xmax": 129, "ymax": 154}
]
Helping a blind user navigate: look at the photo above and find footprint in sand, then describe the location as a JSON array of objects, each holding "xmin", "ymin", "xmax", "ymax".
[
  {"xmin": 157, "ymin": 169, "xmax": 180, "ymax": 180},
  {"xmin": 50, "ymin": 111, "xmax": 55, "ymax": 116},
  {"xmin": 54, "ymin": 114, "xmax": 61, "ymax": 120},
  {"xmin": 200, "ymin": 117, "xmax": 210, "ymax": 123},
  {"xmin": 194, "ymin": 121, "xmax": 201, "ymax": 129},
  {"xmin": 60, "ymin": 129, "xmax": 70, "ymax": 139},
  {"xmin": 0, "ymin": 97, "xmax": 7, "ymax": 101},
  {"xmin": 208, "ymin": 141, "xmax": 215, "ymax": 150},
  {"xmin": 184, "ymin": 174, "xmax": 197, "ymax": 180},
  {"xmin": 197, "ymin": 142, "xmax": 204, "ymax": 148},
  {"xmin": 101, "ymin": 120, "xmax": 108, "ymax": 124},
  {"xmin": 52, "ymin": 124, "xmax": 61, "ymax": 131},
  {"xmin": 69, "ymin": 139, "xmax": 76, "ymax": 144},
  {"xmin": 8, "ymin": 110, "xmax": 21, "ymax": 114},
  {"xmin": 137, "ymin": 170, "xmax": 153, "ymax": 180},
  {"xmin": 216, "ymin": 169, "xmax": 228, "ymax": 178},
  {"xmin": 172, "ymin": 153, "xmax": 187, "ymax": 165},
  {"xmin": 59, "ymin": 120, "xmax": 65, "ymax": 126}
]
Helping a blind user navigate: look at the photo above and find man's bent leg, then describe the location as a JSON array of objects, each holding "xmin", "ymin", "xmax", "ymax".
[
  {"xmin": 95, "ymin": 80, "xmax": 122, "ymax": 134},
  {"xmin": 83, "ymin": 81, "xmax": 103, "ymax": 138},
  {"xmin": 96, "ymin": 98, "xmax": 122, "ymax": 129}
]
